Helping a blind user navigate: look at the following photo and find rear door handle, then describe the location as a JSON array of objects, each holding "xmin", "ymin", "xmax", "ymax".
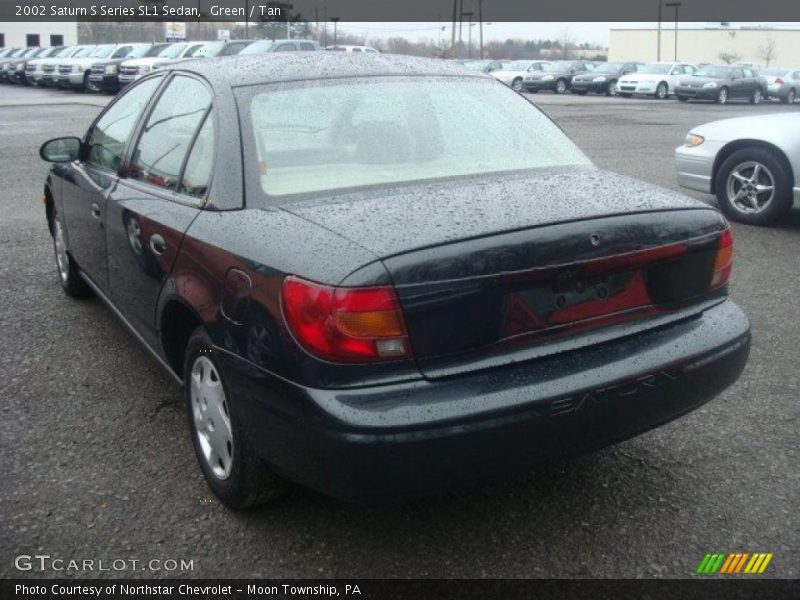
[
  {"xmin": 149, "ymin": 233, "xmax": 167, "ymax": 255},
  {"xmin": 91, "ymin": 203, "xmax": 101, "ymax": 218}
]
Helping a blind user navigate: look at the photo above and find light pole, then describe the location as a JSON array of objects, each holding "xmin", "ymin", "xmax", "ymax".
[
  {"xmin": 462, "ymin": 12, "xmax": 473, "ymax": 58},
  {"xmin": 477, "ymin": 0, "xmax": 484, "ymax": 58},
  {"xmin": 665, "ymin": 2, "xmax": 682, "ymax": 61},
  {"xmin": 656, "ymin": 0, "xmax": 662, "ymax": 61},
  {"xmin": 330, "ymin": 17, "xmax": 339, "ymax": 46}
]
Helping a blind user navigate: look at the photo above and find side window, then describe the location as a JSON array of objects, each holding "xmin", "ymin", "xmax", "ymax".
[
  {"xmin": 743, "ymin": 68, "xmax": 754, "ymax": 78},
  {"xmin": 299, "ymin": 43, "xmax": 316, "ymax": 51},
  {"xmin": 671, "ymin": 65, "xmax": 684, "ymax": 75},
  {"xmin": 732, "ymin": 68, "xmax": 744, "ymax": 79},
  {"xmin": 179, "ymin": 113, "xmax": 215, "ymax": 198},
  {"xmin": 128, "ymin": 76, "xmax": 212, "ymax": 191},
  {"xmin": 85, "ymin": 76, "xmax": 163, "ymax": 172},
  {"xmin": 274, "ymin": 43, "xmax": 296, "ymax": 52},
  {"xmin": 112, "ymin": 46, "xmax": 133, "ymax": 59}
]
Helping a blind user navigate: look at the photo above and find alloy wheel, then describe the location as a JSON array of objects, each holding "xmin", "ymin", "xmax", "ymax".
[
  {"xmin": 512, "ymin": 78, "xmax": 523, "ymax": 92},
  {"xmin": 752, "ymin": 88, "xmax": 762, "ymax": 104},
  {"xmin": 717, "ymin": 88, "xmax": 728, "ymax": 104},
  {"xmin": 656, "ymin": 83, "xmax": 667, "ymax": 99},
  {"xmin": 608, "ymin": 81, "xmax": 618, "ymax": 95},
  {"xmin": 190, "ymin": 356, "xmax": 234, "ymax": 480},
  {"xmin": 556, "ymin": 80, "xmax": 566, "ymax": 94},
  {"xmin": 726, "ymin": 161, "xmax": 775, "ymax": 214}
]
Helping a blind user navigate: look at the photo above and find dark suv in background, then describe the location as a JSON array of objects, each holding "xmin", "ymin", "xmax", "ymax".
[{"xmin": 88, "ymin": 43, "xmax": 158, "ymax": 93}]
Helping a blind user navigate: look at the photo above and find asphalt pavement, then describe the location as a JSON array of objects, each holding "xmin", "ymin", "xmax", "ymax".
[{"xmin": 1, "ymin": 84, "xmax": 798, "ymax": 579}]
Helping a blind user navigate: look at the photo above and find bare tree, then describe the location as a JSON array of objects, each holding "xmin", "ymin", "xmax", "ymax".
[
  {"xmin": 556, "ymin": 28, "xmax": 577, "ymax": 60},
  {"xmin": 756, "ymin": 36, "xmax": 778, "ymax": 67},
  {"xmin": 717, "ymin": 51, "xmax": 742, "ymax": 64}
]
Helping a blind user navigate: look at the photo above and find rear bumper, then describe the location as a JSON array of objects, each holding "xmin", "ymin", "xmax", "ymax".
[{"xmin": 217, "ymin": 299, "xmax": 750, "ymax": 501}]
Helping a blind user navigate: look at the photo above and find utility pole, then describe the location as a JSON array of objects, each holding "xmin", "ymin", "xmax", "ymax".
[
  {"xmin": 451, "ymin": 0, "xmax": 457, "ymax": 50},
  {"xmin": 330, "ymin": 17, "xmax": 339, "ymax": 46},
  {"xmin": 656, "ymin": 0, "xmax": 662, "ymax": 61},
  {"xmin": 666, "ymin": 2, "xmax": 682, "ymax": 61},
  {"xmin": 478, "ymin": 0, "xmax": 484, "ymax": 58},
  {"xmin": 462, "ymin": 12, "xmax": 473, "ymax": 58}
]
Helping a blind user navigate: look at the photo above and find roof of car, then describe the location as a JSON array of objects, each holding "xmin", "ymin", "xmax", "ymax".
[{"xmin": 160, "ymin": 52, "xmax": 486, "ymax": 87}]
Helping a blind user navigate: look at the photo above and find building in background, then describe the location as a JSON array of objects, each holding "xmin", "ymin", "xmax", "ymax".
[
  {"xmin": 609, "ymin": 26, "xmax": 800, "ymax": 66},
  {"xmin": 0, "ymin": 22, "xmax": 78, "ymax": 47}
]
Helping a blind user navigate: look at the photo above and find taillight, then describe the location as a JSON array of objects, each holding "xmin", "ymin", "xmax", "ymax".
[
  {"xmin": 775, "ymin": 78, "xmax": 784, "ymax": 85},
  {"xmin": 281, "ymin": 275, "xmax": 411, "ymax": 363},
  {"xmin": 710, "ymin": 228, "xmax": 733, "ymax": 289}
]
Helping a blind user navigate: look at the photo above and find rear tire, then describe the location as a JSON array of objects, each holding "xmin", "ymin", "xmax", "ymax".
[
  {"xmin": 782, "ymin": 89, "xmax": 796, "ymax": 104},
  {"xmin": 714, "ymin": 147, "xmax": 793, "ymax": 226},
  {"xmin": 716, "ymin": 87, "xmax": 729, "ymax": 105},
  {"xmin": 555, "ymin": 79, "xmax": 568, "ymax": 94},
  {"xmin": 184, "ymin": 328, "xmax": 287, "ymax": 509},
  {"xmin": 511, "ymin": 78, "xmax": 523, "ymax": 92},
  {"xmin": 655, "ymin": 82, "xmax": 668, "ymax": 99},
  {"xmin": 749, "ymin": 87, "xmax": 763, "ymax": 105},
  {"xmin": 52, "ymin": 207, "xmax": 90, "ymax": 298}
]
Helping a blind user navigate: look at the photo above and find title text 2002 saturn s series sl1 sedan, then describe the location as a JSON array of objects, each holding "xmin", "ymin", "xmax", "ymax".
[{"xmin": 39, "ymin": 54, "xmax": 750, "ymax": 508}]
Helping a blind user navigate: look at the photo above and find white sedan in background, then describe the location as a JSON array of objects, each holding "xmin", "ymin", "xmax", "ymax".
[
  {"xmin": 675, "ymin": 112, "xmax": 800, "ymax": 225},
  {"xmin": 492, "ymin": 60, "xmax": 550, "ymax": 92},
  {"xmin": 618, "ymin": 62, "xmax": 697, "ymax": 99}
]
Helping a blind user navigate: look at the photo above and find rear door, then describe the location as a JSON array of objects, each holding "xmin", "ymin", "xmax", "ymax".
[
  {"xmin": 106, "ymin": 74, "xmax": 215, "ymax": 346},
  {"xmin": 60, "ymin": 75, "xmax": 164, "ymax": 292}
]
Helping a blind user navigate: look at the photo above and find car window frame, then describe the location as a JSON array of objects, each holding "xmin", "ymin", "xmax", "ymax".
[
  {"xmin": 80, "ymin": 73, "xmax": 167, "ymax": 175},
  {"xmin": 120, "ymin": 71, "xmax": 217, "ymax": 208}
]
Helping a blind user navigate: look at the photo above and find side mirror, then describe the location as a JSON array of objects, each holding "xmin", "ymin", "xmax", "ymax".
[{"xmin": 40, "ymin": 137, "xmax": 81, "ymax": 163}]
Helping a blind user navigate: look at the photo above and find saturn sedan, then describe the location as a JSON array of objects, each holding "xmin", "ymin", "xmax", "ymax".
[{"xmin": 39, "ymin": 53, "xmax": 750, "ymax": 508}]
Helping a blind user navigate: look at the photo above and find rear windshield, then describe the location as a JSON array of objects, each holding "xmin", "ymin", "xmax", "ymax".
[{"xmin": 237, "ymin": 76, "xmax": 590, "ymax": 198}]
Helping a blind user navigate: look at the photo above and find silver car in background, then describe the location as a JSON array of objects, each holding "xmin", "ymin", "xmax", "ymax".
[
  {"xmin": 760, "ymin": 67, "xmax": 800, "ymax": 104},
  {"xmin": 675, "ymin": 113, "xmax": 800, "ymax": 225},
  {"xmin": 492, "ymin": 60, "xmax": 550, "ymax": 92}
]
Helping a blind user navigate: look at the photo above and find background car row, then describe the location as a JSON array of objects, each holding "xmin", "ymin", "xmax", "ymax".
[
  {"xmin": 488, "ymin": 58, "xmax": 800, "ymax": 104},
  {"xmin": 0, "ymin": 39, "xmax": 329, "ymax": 93}
]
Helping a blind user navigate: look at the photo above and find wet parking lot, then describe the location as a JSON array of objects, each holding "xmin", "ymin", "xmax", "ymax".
[{"xmin": 1, "ymin": 84, "xmax": 798, "ymax": 578}]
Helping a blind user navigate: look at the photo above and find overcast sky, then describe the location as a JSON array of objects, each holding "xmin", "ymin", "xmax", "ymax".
[{"xmin": 333, "ymin": 22, "xmax": 800, "ymax": 46}]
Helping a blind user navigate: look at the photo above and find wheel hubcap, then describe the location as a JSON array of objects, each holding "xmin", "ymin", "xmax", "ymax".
[
  {"xmin": 726, "ymin": 161, "xmax": 775, "ymax": 214},
  {"xmin": 657, "ymin": 85, "xmax": 666, "ymax": 98},
  {"xmin": 512, "ymin": 80, "xmax": 522, "ymax": 91},
  {"xmin": 557, "ymin": 81, "xmax": 565, "ymax": 93},
  {"xmin": 719, "ymin": 90, "xmax": 727, "ymax": 103},
  {"xmin": 190, "ymin": 356, "xmax": 234, "ymax": 480},
  {"xmin": 54, "ymin": 219, "xmax": 69, "ymax": 282},
  {"xmin": 609, "ymin": 81, "xmax": 617, "ymax": 94}
]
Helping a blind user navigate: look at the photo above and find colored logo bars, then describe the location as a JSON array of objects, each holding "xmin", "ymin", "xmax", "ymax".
[{"xmin": 697, "ymin": 552, "xmax": 773, "ymax": 574}]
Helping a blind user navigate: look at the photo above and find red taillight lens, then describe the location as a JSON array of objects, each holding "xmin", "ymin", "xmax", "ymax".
[
  {"xmin": 281, "ymin": 275, "xmax": 411, "ymax": 363},
  {"xmin": 710, "ymin": 228, "xmax": 733, "ymax": 289},
  {"xmin": 775, "ymin": 78, "xmax": 784, "ymax": 85}
]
